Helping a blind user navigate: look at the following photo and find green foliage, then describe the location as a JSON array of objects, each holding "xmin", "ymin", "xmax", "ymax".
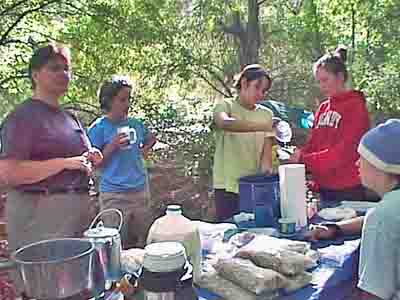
[{"xmin": 2, "ymin": 0, "xmax": 400, "ymax": 181}]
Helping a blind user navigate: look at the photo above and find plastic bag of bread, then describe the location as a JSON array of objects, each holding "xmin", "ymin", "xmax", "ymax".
[
  {"xmin": 120, "ymin": 248, "xmax": 145, "ymax": 274},
  {"xmin": 241, "ymin": 235, "xmax": 310, "ymax": 255},
  {"xmin": 236, "ymin": 247, "xmax": 314, "ymax": 276},
  {"xmin": 284, "ymin": 271, "xmax": 313, "ymax": 293},
  {"xmin": 213, "ymin": 258, "xmax": 287, "ymax": 295},
  {"xmin": 197, "ymin": 266, "xmax": 279, "ymax": 300}
]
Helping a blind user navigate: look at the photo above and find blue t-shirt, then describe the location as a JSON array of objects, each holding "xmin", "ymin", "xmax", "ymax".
[{"xmin": 88, "ymin": 116, "xmax": 150, "ymax": 193}]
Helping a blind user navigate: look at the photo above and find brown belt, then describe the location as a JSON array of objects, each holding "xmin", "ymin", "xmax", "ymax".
[{"xmin": 20, "ymin": 187, "xmax": 89, "ymax": 195}]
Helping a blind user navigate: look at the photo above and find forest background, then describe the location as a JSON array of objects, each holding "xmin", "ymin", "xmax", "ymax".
[{"xmin": 1, "ymin": 0, "xmax": 400, "ymax": 220}]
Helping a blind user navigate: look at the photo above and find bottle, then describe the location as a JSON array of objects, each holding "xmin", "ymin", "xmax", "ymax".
[
  {"xmin": 307, "ymin": 201, "xmax": 316, "ymax": 220},
  {"xmin": 146, "ymin": 205, "xmax": 201, "ymax": 284},
  {"xmin": 311, "ymin": 198, "xmax": 320, "ymax": 213},
  {"xmin": 306, "ymin": 190, "xmax": 313, "ymax": 201}
]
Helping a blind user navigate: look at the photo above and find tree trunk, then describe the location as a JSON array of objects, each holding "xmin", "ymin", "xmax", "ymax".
[
  {"xmin": 222, "ymin": 0, "xmax": 261, "ymax": 68},
  {"xmin": 238, "ymin": 0, "xmax": 261, "ymax": 68},
  {"xmin": 308, "ymin": 0, "xmax": 323, "ymax": 60}
]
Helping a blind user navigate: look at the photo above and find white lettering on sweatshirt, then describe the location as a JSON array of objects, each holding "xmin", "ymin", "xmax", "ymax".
[{"xmin": 316, "ymin": 110, "xmax": 342, "ymax": 129}]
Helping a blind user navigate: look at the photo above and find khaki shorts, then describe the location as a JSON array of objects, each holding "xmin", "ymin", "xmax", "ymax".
[
  {"xmin": 6, "ymin": 190, "xmax": 93, "ymax": 296},
  {"xmin": 99, "ymin": 190, "xmax": 154, "ymax": 249}
]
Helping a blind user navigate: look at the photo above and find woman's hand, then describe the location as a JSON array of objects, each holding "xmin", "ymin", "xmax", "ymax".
[
  {"xmin": 110, "ymin": 133, "xmax": 130, "ymax": 150},
  {"xmin": 63, "ymin": 156, "xmax": 93, "ymax": 176},
  {"xmin": 84, "ymin": 148, "xmax": 103, "ymax": 167},
  {"xmin": 305, "ymin": 224, "xmax": 339, "ymax": 241},
  {"xmin": 140, "ymin": 133, "xmax": 157, "ymax": 160},
  {"xmin": 288, "ymin": 149, "xmax": 302, "ymax": 163},
  {"xmin": 140, "ymin": 145, "xmax": 151, "ymax": 159}
]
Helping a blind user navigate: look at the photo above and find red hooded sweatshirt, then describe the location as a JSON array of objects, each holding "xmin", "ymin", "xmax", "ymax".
[{"xmin": 300, "ymin": 90, "xmax": 370, "ymax": 190}]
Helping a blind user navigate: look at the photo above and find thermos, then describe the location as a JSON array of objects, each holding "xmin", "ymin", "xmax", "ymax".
[{"xmin": 139, "ymin": 242, "xmax": 197, "ymax": 300}]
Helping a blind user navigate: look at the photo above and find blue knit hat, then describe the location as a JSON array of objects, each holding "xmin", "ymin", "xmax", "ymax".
[{"xmin": 358, "ymin": 119, "xmax": 400, "ymax": 174}]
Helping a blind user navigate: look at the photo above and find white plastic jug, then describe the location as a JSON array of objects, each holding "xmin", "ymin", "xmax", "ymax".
[{"xmin": 146, "ymin": 205, "xmax": 201, "ymax": 283}]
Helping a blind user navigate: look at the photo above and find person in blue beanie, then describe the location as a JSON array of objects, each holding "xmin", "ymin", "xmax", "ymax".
[{"xmin": 307, "ymin": 119, "xmax": 400, "ymax": 300}]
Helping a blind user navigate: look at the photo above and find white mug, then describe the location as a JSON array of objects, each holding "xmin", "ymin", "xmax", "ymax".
[{"xmin": 117, "ymin": 126, "xmax": 137, "ymax": 150}]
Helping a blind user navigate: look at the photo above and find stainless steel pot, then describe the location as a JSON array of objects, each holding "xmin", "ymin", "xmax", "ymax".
[
  {"xmin": 84, "ymin": 208, "xmax": 123, "ymax": 282},
  {"xmin": 0, "ymin": 238, "xmax": 105, "ymax": 299}
]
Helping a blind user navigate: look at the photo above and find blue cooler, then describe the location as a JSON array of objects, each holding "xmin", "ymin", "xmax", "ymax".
[{"xmin": 239, "ymin": 174, "xmax": 280, "ymax": 227}]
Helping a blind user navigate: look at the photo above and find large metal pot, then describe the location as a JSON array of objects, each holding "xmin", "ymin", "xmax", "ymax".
[
  {"xmin": 84, "ymin": 209, "xmax": 123, "ymax": 282},
  {"xmin": 0, "ymin": 238, "xmax": 105, "ymax": 299}
]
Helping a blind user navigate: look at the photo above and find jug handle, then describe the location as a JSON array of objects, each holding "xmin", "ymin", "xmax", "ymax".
[
  {"xmin": 129, "ymin": 128, "xmax": 137, "ymax": 144},
  {"xmin": 89, "ymin": 208, "xmax": 123, "ymax": 233}
]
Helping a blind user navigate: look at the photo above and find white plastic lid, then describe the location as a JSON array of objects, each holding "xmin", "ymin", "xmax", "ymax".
[
  {"xmin": 278, "ymin": 217, "xmax": 296, "ymax": 224},
  {"xmin": 166, "ymin": 205, "xmax": 182, "ymax": 215}
]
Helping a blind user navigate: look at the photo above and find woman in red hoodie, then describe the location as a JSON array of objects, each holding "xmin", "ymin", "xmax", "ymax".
[{"xmin": 290, "ymin": 47, "xmax": 370, "ymax": 206}]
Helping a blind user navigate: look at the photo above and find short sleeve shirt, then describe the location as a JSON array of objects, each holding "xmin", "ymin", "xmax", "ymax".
[
  {"xmin": 358, "ymin": 189, "xmax": 400, "ymax": 299},
  {"xmin": 0, "ymin": 99, "xmax": 91, "ymax": 190},
  {"xmin": 212, "ymin": 97, "xmax": 273, "ymax": 194},
  {"xmin": 88, "ymin": 116, "xmax": 150, "ymax": 192}
]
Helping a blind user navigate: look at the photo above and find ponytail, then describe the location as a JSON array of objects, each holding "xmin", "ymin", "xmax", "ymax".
[
  {"xmin": 334, "ymin": 45, "xmax": 347, "ymax": 63},
  {"xmin": 313, "ymin": 46, "xmax": 348, "ymax": 82}
]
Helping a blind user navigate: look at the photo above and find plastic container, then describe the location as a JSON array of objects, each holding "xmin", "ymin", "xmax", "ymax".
[
  {"xmin": 146, "ymin": 205, "xmax": 201, "ymax": 284},
  {"xmin": 238, "ymin": 174, "xmax": 280, "ymax": 227},
  {"xmin": 279, "ymin": 164, "xmax": 308, "ymax": 228},
  {"xmin": 278, "ymin": 218, "xmax": 297, "ymax": 236}
]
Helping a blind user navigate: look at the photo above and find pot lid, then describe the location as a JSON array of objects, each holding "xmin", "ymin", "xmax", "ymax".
[{"xmin": 84, "ymin": 222, "xmax": 119, "ymax": 238}]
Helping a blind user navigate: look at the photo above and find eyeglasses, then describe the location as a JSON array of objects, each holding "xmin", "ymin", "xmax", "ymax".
[{"xmin": 45, "ymin": 62, "xmax": 71, "ymax": 73}]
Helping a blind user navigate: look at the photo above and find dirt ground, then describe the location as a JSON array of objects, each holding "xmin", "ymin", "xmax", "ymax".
[
  {"xmin": 0, "ymin": 159, "xmax": 216, "ymax": 223},
  {"xmin": 147, "ymin": 160, "xmax": 216, "ymax": 221}
]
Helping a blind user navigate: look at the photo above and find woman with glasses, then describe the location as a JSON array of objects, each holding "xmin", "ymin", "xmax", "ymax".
[
  {"xmin": 212, "ymin": 64, "xmax": 275, "ymax": 221},
  {"xmin": 0, "ymin": 43, "xmax": 102, "ymax": 298},
  {"xmin": 88, "ymin": 76, "xmax": 156, "ymax": 248}
]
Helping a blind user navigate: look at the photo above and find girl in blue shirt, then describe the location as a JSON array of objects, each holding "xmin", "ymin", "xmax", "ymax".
[{"xmin": 88, "ymin": 75, "xmax": 156, "ymax": 248}]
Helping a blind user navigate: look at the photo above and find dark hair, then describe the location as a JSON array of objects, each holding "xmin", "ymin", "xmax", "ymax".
[
  {"xmin": 29, "ymin": 43, "xmax": 71, "ymax": 89},
  {"xmin": 313, "ymin": 46, "xmax": 348, "ymax": 82},
  {"xmin": 233, "ymin": 64, "xmax": 272, "ymax": 90},
  {"xmin": 99, "ymin": 76, "xmax": 133, "ymax": 111}
]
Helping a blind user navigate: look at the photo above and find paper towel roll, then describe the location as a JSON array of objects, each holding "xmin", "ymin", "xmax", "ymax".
[{"xmin": 279, "ymin": 164, "xmax": 307, "ymax": 228}]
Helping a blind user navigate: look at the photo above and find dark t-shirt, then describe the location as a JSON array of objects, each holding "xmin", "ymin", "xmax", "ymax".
[{"xmin": 1, "ymin": 98, "xmax": 91, "ymax": 190}]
